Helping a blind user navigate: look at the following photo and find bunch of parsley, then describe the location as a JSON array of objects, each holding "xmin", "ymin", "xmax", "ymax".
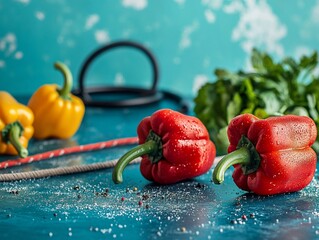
[{"xmin": 194, "ymin": 48, "xmax": 319, "ymax": 155}]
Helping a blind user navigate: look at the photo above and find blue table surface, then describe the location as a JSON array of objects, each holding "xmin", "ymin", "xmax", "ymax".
[{"xmin": 1, "ymin": 97, "xmax": 319, "ymax": 240}]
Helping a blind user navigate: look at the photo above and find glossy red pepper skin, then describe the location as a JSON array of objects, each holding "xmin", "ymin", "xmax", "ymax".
[
  {"xmin": 113, "ymin": 109, "xmax": 216, "ymax": 185},
  {"xmin": 214, "ymin": 113, "xmax": 317, "ymax": 195},
  {"xmin": 137, "ymin": 109, "xmax": 216, "ymax": 184}
]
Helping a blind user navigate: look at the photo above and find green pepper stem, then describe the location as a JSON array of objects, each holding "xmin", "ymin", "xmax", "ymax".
[
  {"xmin": 54, "ymin": 62, "xmax": 72, "ymax": 100},
  {"xmin": 8, "ymin": 123, "xmax": 28, "ymax": 158},
  {"xmin": 112, "ymin": 140, "xmax": 158, "ymax": 184},
  {"xmin": 212, "ymin": 147, "xmax": 250, "ymax": 184}
]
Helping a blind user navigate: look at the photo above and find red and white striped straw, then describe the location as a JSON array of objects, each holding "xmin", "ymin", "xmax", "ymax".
[{"xmin": 0, "ymin": 137, "xmax": 139, "ymax": 169}]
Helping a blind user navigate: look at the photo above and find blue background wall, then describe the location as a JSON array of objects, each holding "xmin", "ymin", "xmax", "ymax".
[{"xmin": 1, "ymin": 0, "xmax": 319, "ymax": 98}]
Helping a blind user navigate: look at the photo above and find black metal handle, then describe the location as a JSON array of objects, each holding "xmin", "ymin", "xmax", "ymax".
[
  {"xmin": 75, "ymin": 40, "xmax": 188, "ymax": 112},
  {"xmin": 76, "ymin": 40, "xmax": 160, "ymax": 107}
]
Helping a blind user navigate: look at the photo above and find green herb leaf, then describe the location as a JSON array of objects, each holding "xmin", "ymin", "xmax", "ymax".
[{"xmin": 194, "ymin": 48, "xmax": 319, "ymax": 154}]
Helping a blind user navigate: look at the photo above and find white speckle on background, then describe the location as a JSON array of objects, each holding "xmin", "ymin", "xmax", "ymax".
[
  {"xmin": 7, "ymin": 38, "xmax": 17, "ymax": 55},
  {"xmin": 0, "ymin": 33, "xmax": 23, "ymax": 63},
  {"xmin": 231, "ymin": 0, "xmax": 286, "ymax": 57},
  {"xmin": 14, "ymin": 0, "xmax": 30, "ymax": 4},
  {"xmin": 203, "ymin": 57, "xmax": 211, "ymax": 68},
  {"xmin": 35, "ymin": 11, "xmax": 45, "ymax": 21},
  {"xmin": 179, "ymin": 21, "xmax": 199, "ymax": 49},
  {"xmin": 85, "ymin": 14, "xmax": 100, "ymax": 30},
  {"xmin": 94, "ymin": 30, "xmax": 110, "ymax": 44},
  {"xmin": 205, "ymin": 9, "xmax": 216, "ymax": 23},
  {"xmin": 0, "ymin": 33, "xmax": 17, "ymax": 56},
  {"xmin": 0, "ymin": 40, "xmax": 4, "ymax": 51},
  {"xmin": 202, "ymin": 0, "xmax": 223, "ymax": 23},
  {"xmin": 57, "ymin": 35, "xmax": 64, "ymax": 44},
  {"xmin": 193, "ymin": 74, "xmax": 209, "ymax": 95},
  {"xmin": 223, "ymin": 0, "xmax": 244, "ymax": 13},
  {"xmin": 173, "ymin": 57, "xmax": 181, "ymax": 65},
  {"xmin": 114, "ymin": 73, "xmax": 125, "ymax": 86},
  {"xmin": 174, "ymin": 0, "xmax": 185, "ymax": 5},
  {"xmin": 66, "ymin": 39, "xmax": 75, "ymax": 48},
  {"xmin": 4, "ymin": 34, "xmax": 15, "ymax": 44},
  {"xmin": 122, "ymin": 0, "xmax": 148, "ymax": 10},
  {"xmin": 122, "ymin": 29, "xmax": 133, "ymax": 38},
  {"xmin": 202, "ymin": 0, "xmax": 223, "ymax": 9},
  {"xmin": 14, "ymin": 51, "xmax": 23, "ymax": 59},
  {"xmin": 311, "ymin": 0, "xmax": 319, "ymax": 23},
  {"xmin": 42, "ymin": 54, "xmax": 51, "ymax": 62}
]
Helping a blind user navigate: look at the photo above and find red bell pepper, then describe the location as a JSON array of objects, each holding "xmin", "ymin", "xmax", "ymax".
[
  {"xmin": 213, "ymin": 113, "xmax": 317, "ymax": 195},
  {"xmin": 112, "ymin": 109, "xmax": 216, "ymax": 184}
]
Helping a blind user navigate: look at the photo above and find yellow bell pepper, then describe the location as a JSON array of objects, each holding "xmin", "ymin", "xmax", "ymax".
[
  {"xmin": 28, "ymin": 62, "xmax": 85, "ymax": 139},
  {"xmin": 0, "ymin": 92, "xmax": 34, "ymax": 158}
]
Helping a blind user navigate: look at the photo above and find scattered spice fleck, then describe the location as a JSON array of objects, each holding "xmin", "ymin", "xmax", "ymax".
[
  {"xmin": 195, "ymin": 183, "xmax": 205, "ymax": 189},
  {"xmin": 230, "ymin": 219, "xmax": 238, "ymax": 224},
  {"xmin": 94, "ymin": 189, "xmax": 109, "ymax": 197},
  {"xmin": 142, "ymin": 194, "xmax": 149, "ymax": 201},
  {"xmin": 181, "ymin": 227, "xmax": 187, "ymax": 232}
]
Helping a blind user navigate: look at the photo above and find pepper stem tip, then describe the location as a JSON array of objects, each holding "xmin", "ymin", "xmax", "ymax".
[
  {"xmin": 212, "ymin": 148, "xmax": 251, "ymax": 185},
  {"xmin": 2, "ymin": 121, "xmax": 29, "ymax": 158},
  {"xmin": 54, "ymin": 61, "xmax": 73, "ymax": 100},
  {"xmin": 112, "ymin": 140, "xmax": 158, "ymax": 184},
  {"xmin": 19, "ymin": 148, "xmax": 28, "ymax": 159}
]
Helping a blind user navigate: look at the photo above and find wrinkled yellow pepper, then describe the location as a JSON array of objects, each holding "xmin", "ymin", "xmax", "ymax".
[
  {"xmin": 0, "ymin": 92, "xmax": 34, "ymax": 158},
  {"xmin": 28, "ymin": 62, "xmax": 85, "ymax": 139}
]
